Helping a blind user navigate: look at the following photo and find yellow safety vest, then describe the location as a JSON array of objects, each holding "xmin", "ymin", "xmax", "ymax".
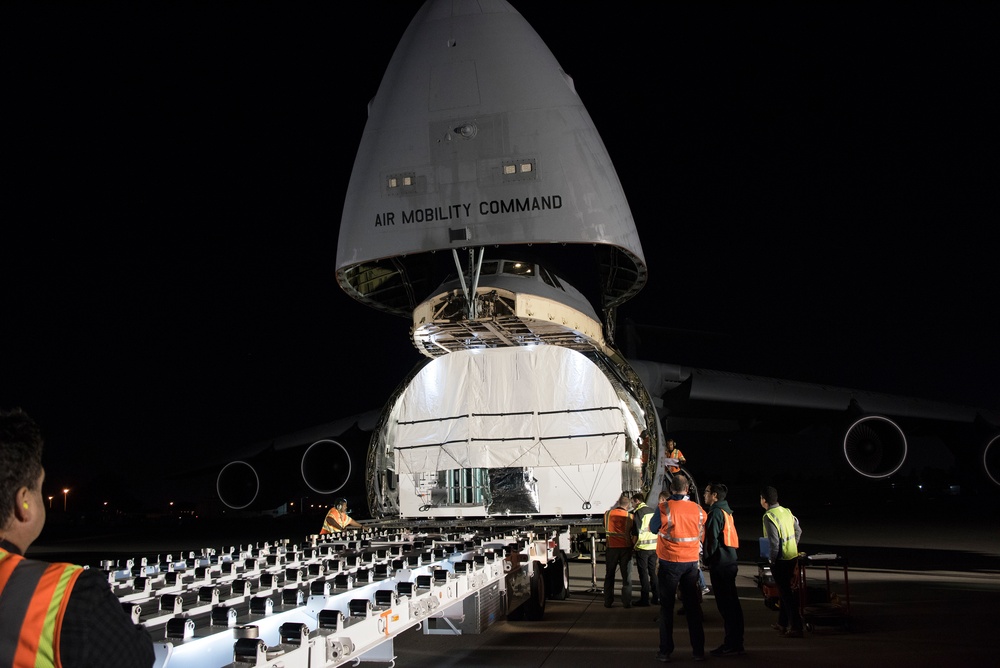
[
  {"xmin": 763, "ymin": 506, "xmax": 798, "ymax": 560},
  {"xmin": 0, "ymin": 548, "xmax": 83, "ymax": 668},
  {"xmin": 634, "ymin": 502, "xmax": 658, "ymax": 550}
]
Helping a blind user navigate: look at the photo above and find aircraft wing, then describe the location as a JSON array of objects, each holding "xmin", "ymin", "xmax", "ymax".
[
  {"xmin": 630, "ymin": 359, "xmax": 1000, "ymax": 424},
  {"xmin": 629, "ymin": 358, "xmax": 1000, "ymax": 493}
]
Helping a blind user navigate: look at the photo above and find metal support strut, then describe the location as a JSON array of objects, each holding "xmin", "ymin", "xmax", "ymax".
[{"xmin": 585, "ymin": 532, "xmax": 603, "ymax": 594}]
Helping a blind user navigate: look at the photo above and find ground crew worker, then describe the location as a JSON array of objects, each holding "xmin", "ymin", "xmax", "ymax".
[
  {"xmin": 663, "ymin": 439, "xmax": 686, "ymax": 484},
  {"xmin": 631, "ymin": 492, "xmax": 658, "ymax": 606},
  {"xmin": 320, "ymin": 498, "xmax": 364, "ymax": 534},
  {"xmin": 760, "ymin": 485, "xmax": 804, "ymax": 638},
  {"xmin": 703, "ymin": 482, "xmax": 745, "ymax": 656},
  {"xmin": 0, "ymin": 408, "xmax": 154, "ymax": 668},
  {"xmin": 602, "ymin": 493, "xmax": 636, "ymax": 608},
  {"xmin": 649, "ymin": 474, "xmax": 706, "ymax": 662}
]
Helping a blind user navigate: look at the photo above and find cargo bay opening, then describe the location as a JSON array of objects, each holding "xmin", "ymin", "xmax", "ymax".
[{"xmin": 367, "ymin": 345, "xmax": 651, "ymax": 519}]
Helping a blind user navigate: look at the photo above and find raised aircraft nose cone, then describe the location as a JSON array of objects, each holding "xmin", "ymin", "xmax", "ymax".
[{"xmin": 337, "ymin": 0, "xmax": 646, "ymax": 324}]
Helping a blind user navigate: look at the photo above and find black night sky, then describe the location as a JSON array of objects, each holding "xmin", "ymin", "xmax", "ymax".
[{"xmin": 3, "ymin": 2, "xmax": 998, "ymax": 508}]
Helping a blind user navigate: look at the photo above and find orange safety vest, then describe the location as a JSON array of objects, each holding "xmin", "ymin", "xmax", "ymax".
[
  {"xmin": 321, "ymin": 508, "xmax": 351, "ymax": 534},
  {"xmin": 0, "ymin": 548, "xmax": 83, "ymax": 668},
  {"xmin": 655, "ymin": 499, "xmax": 704, "ymax": 562},
  {"xmin": 721, "ymin": 510, "xmax": 740, "ymax": 548},
  {"xmin": 603, "ymin": 507, "xmax": 635, "ymax": 549},
  {"xmin": 665, "ymin": 447, "xmax": 685, "ymax": 474}
]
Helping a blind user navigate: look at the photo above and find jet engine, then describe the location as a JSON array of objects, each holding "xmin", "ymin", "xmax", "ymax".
[
  {"xmin": 301, "ymin": 439, "xmax": 353, "ymax": 495},
  {"xmin": 842, "ymin": 415, "xmax": 907, "ymax": 479},
  {"xmin": 216, "ymin": 439, "xmax": 357, "ymax": 511},
  {"xmin": 983, "ymin": 432, "xmax": 1000, "ymax": 487}
]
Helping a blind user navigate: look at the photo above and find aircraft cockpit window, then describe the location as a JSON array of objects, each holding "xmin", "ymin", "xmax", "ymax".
[
  {"xmin": 503, "ymin": 261, "xmax": 533, "ymax": 276},
  {"xmin": 438, "ymin": 262, "xmax": 498, "ymax": 288},
  {"xmin": 539, "ymin": 266, "xmax": 563, "ymax": 290}
]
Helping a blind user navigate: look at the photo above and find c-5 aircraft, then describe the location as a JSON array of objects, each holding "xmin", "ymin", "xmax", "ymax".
[{"xmin": 212, "ymin": 0, "xmax": 1000, "ymax": 520}]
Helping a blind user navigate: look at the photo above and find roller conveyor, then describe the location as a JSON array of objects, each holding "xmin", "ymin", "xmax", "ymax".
[{"xmin": 85, "ymin": 525, "xmax": 564, "ymax": 668}]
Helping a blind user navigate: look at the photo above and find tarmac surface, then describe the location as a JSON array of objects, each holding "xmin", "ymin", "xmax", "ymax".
[
  {"xmin": 387, "ymin": 500, "xmax": 1000, "ymax": 667},
  {"xmin": 29, "ymin": 497, "xmax": 1000, "ymax": 667}
]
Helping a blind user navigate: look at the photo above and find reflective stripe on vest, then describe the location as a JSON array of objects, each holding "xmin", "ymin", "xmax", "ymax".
[
  {"xmin": 322, "ymin": 509, "xmax": 349, "ymax": 533},
  {"xmin": 655, "ymin": 500, "xmax": 704, "ymax": 562},
  {"xmin": 604, "ymin": 507, "xmax": 634, "ymax": 548},
  {"xmin": 634, "ymin": 504, "xmax": 657, "ymax": 549},
  {"xmin": 0, "ymin": 548, "xmax": 83, "ymax": 668},
  {"xmin": 666, "ymin": 448, "xmax": 684, "ymax": 473},
  {"xmin": 763, "ymin": 506, "xmax": 798, "ymax": 560}
]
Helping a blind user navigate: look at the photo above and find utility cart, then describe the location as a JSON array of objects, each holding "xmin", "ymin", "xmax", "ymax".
[
  {"xmin": 797, "ymin": 552, "xmax": 851, "ymax": 632},
  {"xmin": 754, "ymin": 539, "xmax": 851, "ymax": 632}
]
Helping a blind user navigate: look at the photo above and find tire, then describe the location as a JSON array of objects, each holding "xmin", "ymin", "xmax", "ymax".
[
  {"xmin": 524, "ymin": 560, "xmax": 547, "ymax": 621},
  {"xmin": 544, "ymin": 549, "xmax": 570, "ymax": 601}
]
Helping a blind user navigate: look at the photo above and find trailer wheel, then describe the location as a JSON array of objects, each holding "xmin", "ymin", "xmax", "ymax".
[
  {"xmin": 544, "ymin": 549, "xmax": 570, "ymax": 600},
  {"xmin": 524, "ymin": 560, "xmax": 547, "ymax": 620},
  {"xmin": 510, "ymin": 561, "xmax": 547, "ymax": 622}
]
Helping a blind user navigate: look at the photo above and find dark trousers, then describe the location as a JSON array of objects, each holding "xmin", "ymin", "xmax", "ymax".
[
  {"xmin": 772, "ymin": 557, "xmax": 803, "ymax": 631},
  {"xmin": 657, "ymin": 559, "xmax": 704, "ymax": 657},
  {"xmin": 604, "ymin": 546, "xmax": 633, "ymax": 606},
  {"xmin": 634, "ymin": 549, "xmax": 659, "ymax": 603},
  {"xmin": 709, "ymin": 561, "xmax": 745, "ymax": 649}
]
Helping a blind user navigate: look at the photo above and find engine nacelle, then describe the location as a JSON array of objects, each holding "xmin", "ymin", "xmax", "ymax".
[
  {"xmin": 216, "ymin": 459, "xmax": 270, "ymax": 510},
  {"xmin": 216, "ymin": 439, "xmax": 355, "ymax": 510},
  {"xmin": 301, "ymin": 439, "xmax": 353, "ymax": 495},
  {"xmin": 842, "ymin": 415, "xmax": 907, "ymax": 478},
  {"xmin": 983, "ymin": 433, "xmax": 1000, "ymax": 487}
]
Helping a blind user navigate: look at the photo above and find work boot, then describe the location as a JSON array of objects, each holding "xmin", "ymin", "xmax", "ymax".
[{"xmin": 710, "ymin": 645, "xmax": 745, "ymax": 656}]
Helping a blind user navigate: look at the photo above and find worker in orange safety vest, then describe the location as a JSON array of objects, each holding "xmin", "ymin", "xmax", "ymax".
[
  {"xmin": 0, "ymin": 408, "xmax": 153, "ymax": 668},
  {"xmin": 649, "ymin": 474, "xmax": 706, "ymax": 661},
  {"xmin": 664, "ymin": 439, "xmax": 686, "ymax": 476},
  {"xmin": 602, "ymin": 493, "xmax": 636, "ymax": 608},
  {"xmin": 320, "ymin": 498, "xmax": 364, "ymax": 534},
  {"xmin": 703, "ymin": 481, "xmax": 745, "ymax": 656}
]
